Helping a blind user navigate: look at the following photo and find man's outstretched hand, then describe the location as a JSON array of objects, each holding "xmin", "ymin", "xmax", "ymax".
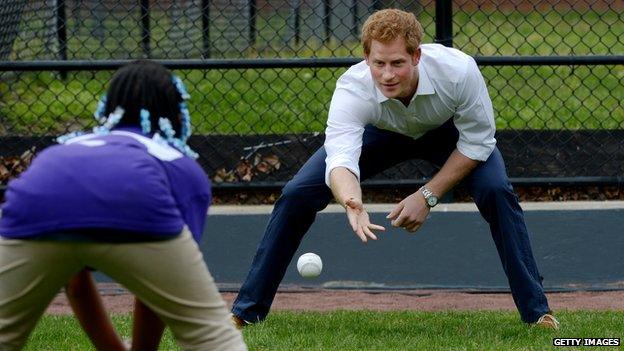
[{"xmin": 345, "ymin": 197, "xmax": 386, "ymax": 242}]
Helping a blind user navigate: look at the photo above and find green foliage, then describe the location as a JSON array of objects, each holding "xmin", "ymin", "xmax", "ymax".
[
  {"xmin": 2, "ymin": 9, "xmax": 623, "ymax": 135},
  {"xmin": 2, "ymin": 64, "xmax": 622, "ymax": 135},
  {"xmin": 454, "ymin": 9, "xmax": 624, "ymax": 56}
]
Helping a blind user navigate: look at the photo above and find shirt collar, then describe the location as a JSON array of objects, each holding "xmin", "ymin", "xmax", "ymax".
[
  {"xmin": 112, "ymin": 126, "xmax": 145, "ymax": 135},
  {"xmin": 374, "ymin": 61, "xmax": 436, "ymax": 104},
  {"xmin": 416, "ymin": 62, "xmax": 435, "ymax": 96}
]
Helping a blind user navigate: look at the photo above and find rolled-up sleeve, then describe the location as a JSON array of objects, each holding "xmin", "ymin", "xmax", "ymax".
[
  {"xmin": 324, "ymin": 85, "xmax": 376, "ymax": 187},
  {"xmin": 453, "ymin": 57, "xmax": 496, "ymax": 161}
]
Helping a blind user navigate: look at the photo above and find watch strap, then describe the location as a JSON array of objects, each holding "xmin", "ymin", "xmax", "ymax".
[{"xmin": 420, "ymin": 185, "xmax": 438, "ymax": 208}]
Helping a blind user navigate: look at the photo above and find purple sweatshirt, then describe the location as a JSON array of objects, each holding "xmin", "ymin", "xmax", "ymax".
[{"xmin": 0, "ymin": 127, "xmax": 211, "ymax": 242}]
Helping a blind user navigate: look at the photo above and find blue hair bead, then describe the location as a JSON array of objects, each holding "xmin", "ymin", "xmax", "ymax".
[
  {"xmin": 172, "ymin": 138, "xmax": 199, "ymax": 159},
  {"xmin": 179, "ymin": 102, "xmax": 192, "ymax": 142},
  {"xmin": 140, "ymin": 108, "xmax": 151, "ymax": 134},
  {"xmin": 158, "ymin": 117, "xmax": 176, "ymax": 140},
  {"xmin": 172, "ymin": 76, "xmax": 191, "ymax": 100},
  {"xmin": 93, "ymin": 95, "xmax": 107, "ymax": 123},
  {"xmin": 94, "ymin": 106, "xmax": 124, "ymax": 135},
  {"xmin": 56, "ymin": 131, "xmax": 85, "ymax": 144},
  {"xmin": 156, "ymin": 117, "xmax": 198, "ymax": 159},
  {"xmin": 182, "ymin": 144, "xmax": 199, "ymax": 159}
]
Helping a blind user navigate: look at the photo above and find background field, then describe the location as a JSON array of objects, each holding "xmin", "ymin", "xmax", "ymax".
[
  {"xmin": 2, "ymin": 9, "xmax": 623, "ymax": 135},
  {"xmin": 2, "ymin": 64, "xmax": 623, "ymax": 136}
]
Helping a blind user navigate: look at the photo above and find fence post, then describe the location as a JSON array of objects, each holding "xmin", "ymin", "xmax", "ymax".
[
  {"xmin": 350, "ymin": 0, "xmax": 358, "ymax": 37},
  {"xmin": 55, "ymin": 0, "xmax": 67, "ymax": 79},
  {"xmin": 201, "ymin": 0, "xmax": 211, "ymax": 58},
  {"xmin": 371, "ymin": 0, "xmax": 382, "ymax": 11},
  {"xmin": 435, "ymin": 0, "xmax": 453, "ymax": 47},
  {"xmin": 293, "ymin": 0, "xmax": 301, "ymax": 46},
  {"xmin": 323, "ymin": 0, "xmax": 331, "ymax": 44},
  {"xmin": 248, "ymin": 0, "xmax": 257, "ymax": 50},
  {"xmin": 140, "ymin": 0, "xmax": 150, "ymax": 57}
]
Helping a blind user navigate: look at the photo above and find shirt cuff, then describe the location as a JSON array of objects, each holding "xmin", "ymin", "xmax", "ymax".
[
  {"xmin": 324, "ymin": 157, "xmax": 361, "ymax": 187},
  {"xmin": 456, "ymin": 139, "xmax": 496, "ymax": 162}
]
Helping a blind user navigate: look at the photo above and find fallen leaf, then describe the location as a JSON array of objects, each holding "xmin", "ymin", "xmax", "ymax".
[
  {"xmin": 256, "ymin": 161, "xmax": 270, "ymax": 173},
  {"xmin": 235, "ymin": 158, "xmax": 253, "ymax": 182},
  {"xmin": 252, "ymin": 153, "xmax": 262, "ymax": 167},
  {"xmin": 263, "ymin": 154, "xmax": 281, "ymax": 170},
  {"xmin": 213, "ymin": 168, "xmax": 237, "ymax": 183}
]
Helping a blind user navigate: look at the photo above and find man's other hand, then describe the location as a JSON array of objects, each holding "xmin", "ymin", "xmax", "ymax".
[{"xmin": 386, "ymin": 192, "xmax": 430, "ymax": 232}]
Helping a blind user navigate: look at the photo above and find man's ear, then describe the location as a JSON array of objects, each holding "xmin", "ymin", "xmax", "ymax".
[
  {"xmin": 364, "ymin": 53, "xmax": 370, "ymax": 66},
  {"xmin": 412, "ymin": 47, "xmax": 421, "ymax": 66}
]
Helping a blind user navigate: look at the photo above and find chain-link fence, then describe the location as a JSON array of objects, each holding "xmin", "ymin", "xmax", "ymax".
[{"xmin": 1, "ymin": 0, "xmax": 623, "ymax": 197}]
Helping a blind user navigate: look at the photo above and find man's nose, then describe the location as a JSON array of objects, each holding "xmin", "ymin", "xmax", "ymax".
[{"xmin": 381, "ymin": 68, "xmax": 395, "ymax": 80}]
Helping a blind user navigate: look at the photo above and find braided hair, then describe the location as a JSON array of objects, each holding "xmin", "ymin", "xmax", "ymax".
[
  {"xmin": 60, "ymin": 60, "xmax": 197, "ymax": 158},
  {"xmin": 103, "ymin": 60, "xmax": 184, "ymax": 138}
]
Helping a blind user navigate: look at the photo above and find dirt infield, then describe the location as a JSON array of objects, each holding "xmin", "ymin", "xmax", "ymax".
[{"xmin": 45, "ymin": 285, "xmax": 624, "ymax": 315}]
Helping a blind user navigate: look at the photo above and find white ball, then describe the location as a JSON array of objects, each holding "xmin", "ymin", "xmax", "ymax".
[{"xmin": 297, "ymin": 252, "xmax": 322, "ymax": 278}]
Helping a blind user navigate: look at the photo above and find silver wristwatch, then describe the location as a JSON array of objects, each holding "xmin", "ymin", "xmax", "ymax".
[{"xmin": 420, "ymin": 186, "xmax": 439, "ymax": 208}]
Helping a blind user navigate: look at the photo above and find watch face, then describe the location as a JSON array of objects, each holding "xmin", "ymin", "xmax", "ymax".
[{"xmin": 427, "ymin": 196, "xmax": 438, "ymax": 207}]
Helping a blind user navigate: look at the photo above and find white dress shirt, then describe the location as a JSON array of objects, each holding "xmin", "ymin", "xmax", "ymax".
[{"xmin": 324, "ymin": 43, "xmax": 496, "ymax": 186}]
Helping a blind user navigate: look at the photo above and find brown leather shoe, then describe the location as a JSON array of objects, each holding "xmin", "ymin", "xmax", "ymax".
[
  {"xmin": 533, "ymin": 313, "xmax": 560, "ymax": 330},
  {"xmin": 231, "ymin": 314, "xmax": 248, "ymax": 330}
]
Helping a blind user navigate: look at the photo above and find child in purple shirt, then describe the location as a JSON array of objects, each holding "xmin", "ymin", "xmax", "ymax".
[{"xmin": 0, "ymin": 60, "xmax": 247, "ymax": 351}]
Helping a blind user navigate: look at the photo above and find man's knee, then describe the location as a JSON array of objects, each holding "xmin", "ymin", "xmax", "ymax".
[
  {"xmin": 281, "ymin": 179, "xmax": 331, "ymax": 206},
  {"xmin": 472, "ymin": 176, "xmax": 514, "ymax": 203}
]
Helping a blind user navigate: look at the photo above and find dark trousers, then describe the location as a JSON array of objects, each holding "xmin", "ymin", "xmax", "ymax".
[{"xmin": 232, "ymin": 122, "xmax": 550, "ymax": 323}]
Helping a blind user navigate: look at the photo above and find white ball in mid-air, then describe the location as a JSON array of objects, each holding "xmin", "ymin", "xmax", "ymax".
[{"xmin": 297, "ymin": 252, "xmax": 323, "ymax": 278}]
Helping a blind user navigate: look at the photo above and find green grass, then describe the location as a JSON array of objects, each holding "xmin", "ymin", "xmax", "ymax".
[
  {"xmin": 11, "ymin": 8, "xmax": 623, "ymax": 59},
  {"xmin": 2, "ymin": 64, "xmax": 623, "ymax": 135},
  {"xmin": 24, "ymin": 311, "xmax": 624, "ymax": 350},
  {"xmin": 454, "ymin": 9, "xmax": 624, "ymax": 56},
  {"xmin": 2, "ymin": 8, "xmax": 623, "ymax": 135}
]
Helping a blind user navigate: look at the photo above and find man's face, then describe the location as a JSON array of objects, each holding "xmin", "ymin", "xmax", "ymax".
[{"xmin": 365, "ymin": 38, "xmax": 421, "ymax": 101}]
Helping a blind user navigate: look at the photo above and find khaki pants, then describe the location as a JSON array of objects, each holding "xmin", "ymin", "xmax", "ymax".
[{"xmin": 0, "ymin": 229, "xmax": 246, "ymax": 351}]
